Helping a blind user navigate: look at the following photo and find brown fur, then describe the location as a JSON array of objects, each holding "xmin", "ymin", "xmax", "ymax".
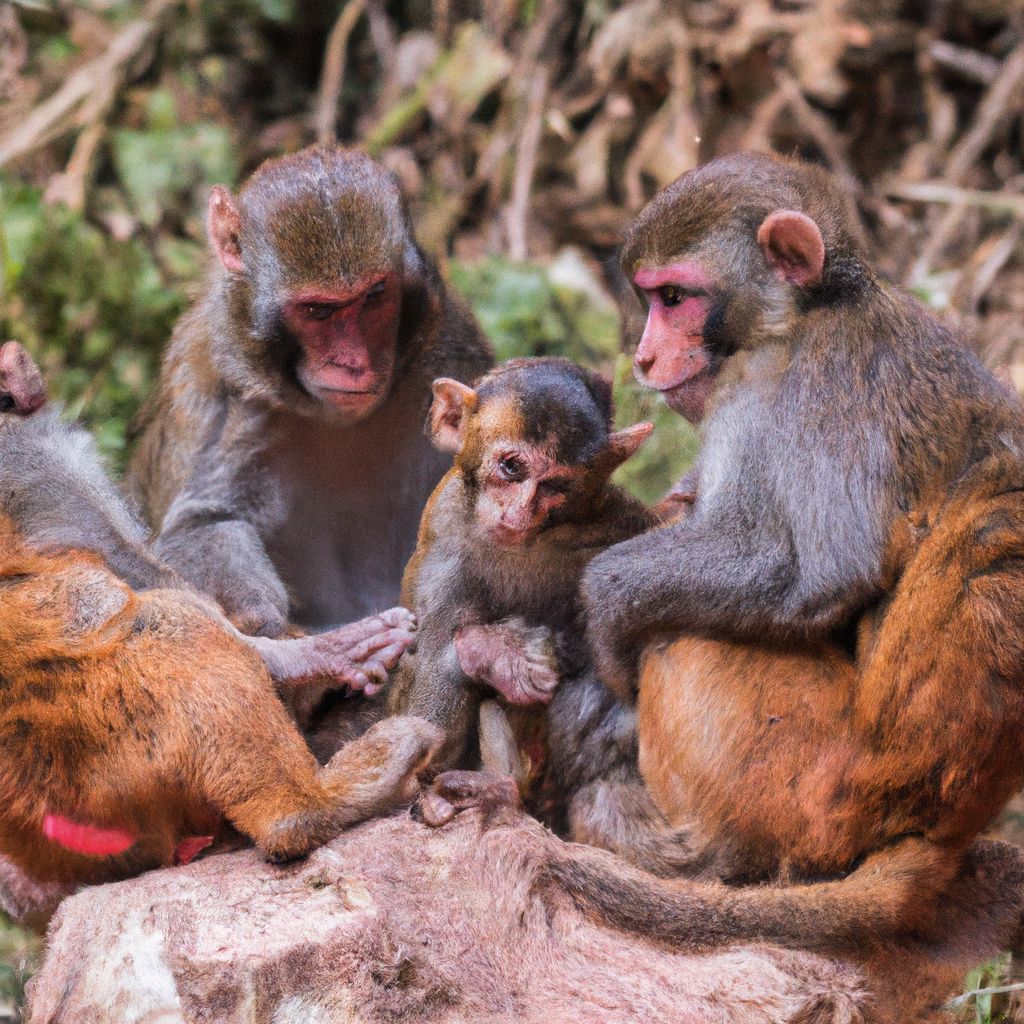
[
  {"xmin": 0, "ymin": 515, "xmax": 439, "ymax": 885},
  {"xmin": 128, "ymin": 145, "xmax": 492, "ymax": 643},
  {"xmin": 390, "ymin": 359, "xmax": 697, "ymax": 873},
  {"xmin": 567, "ymin": 153, "xmax": 1024, "ymax": 946}
]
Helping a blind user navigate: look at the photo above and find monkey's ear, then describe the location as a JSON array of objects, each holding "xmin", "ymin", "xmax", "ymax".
[
  {"xmin": 756, "ymin": 210, "xmax": 825, "ymax": 287},
  {"xmin": 0, "ymin": 341, "xmax": 46, "ymax": 415},
  {"xmin": 208, "ymin": 185, "xmax": 245, "ymax": 275},
  {"xmin": 430, "ymin": 379, "xmax": 478, "ymax": 453},
  {"xmin": 602, "ymin": 421, "xmax": 654, "ymax": 471}
]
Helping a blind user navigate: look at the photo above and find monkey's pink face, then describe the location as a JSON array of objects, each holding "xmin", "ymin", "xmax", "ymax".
[
  {"xmin": 475, "ymin": 443, "xmax": 579, "ymax": 548},
  {"xmin": 285, "ymin": 273, "xmax": 401, "ymax": 422},
  {"xmin": 632, "ymin": 262, "xmax": 718, "ymax": 424}
]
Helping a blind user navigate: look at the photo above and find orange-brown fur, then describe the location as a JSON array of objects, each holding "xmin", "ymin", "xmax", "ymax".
[{"xmin": 0, "ymin": 517, "xmax": 438, "ymax": 884}]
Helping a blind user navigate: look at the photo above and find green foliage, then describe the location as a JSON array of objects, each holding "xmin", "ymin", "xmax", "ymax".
[
  {"xmin": 112, "ymin": 90, "xmax": 236, "ymax": 229},
  {"xmin": 0, "ymin": 911, "xmax": 42, "ymax": 1020},
  {"xmin": 0, "ymin": 177, "xmax": 193, "ymax": 466}
]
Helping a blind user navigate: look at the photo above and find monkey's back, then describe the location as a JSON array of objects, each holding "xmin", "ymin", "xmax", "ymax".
[{"xmin": 0, "ymin": 541, "xmax": 276, "ymax": 883}]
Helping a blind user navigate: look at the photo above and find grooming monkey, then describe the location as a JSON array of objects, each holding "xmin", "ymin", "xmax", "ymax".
[
  {"xmin": 524, "ymin": 151, "xmax": 1024, "ymax": 940},
  {"xmin": 389, "ymin": 358, "xmax": 699, "ymax": 873},
  {"xmin": 0, "ymin": 342, "xmax": 438, "ymax": 884},
  {"xmin": 129, "ymin": 146, "xmax": 492, "ymax": 640}
]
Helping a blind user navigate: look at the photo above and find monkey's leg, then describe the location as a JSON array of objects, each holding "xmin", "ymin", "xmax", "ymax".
[
  {"xmin": 194, "ymin": 686, "xmax": 440, "ymax": 863},
  {"xmin": 566, "ymin": 781, "xmax": 706, "ymax": 878}
]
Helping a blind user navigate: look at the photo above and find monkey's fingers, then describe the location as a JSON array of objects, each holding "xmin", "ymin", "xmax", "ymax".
[
  {"xmin": 321, "ymin": 608, "xmax": 417, "ymax": 649},
  {"xmin": 413, "ymin": 770, "xmax": 521, "ymax": 829},
  {"xmin": 343, "ymin": 626, "xmax": 417, "ymax": 663}
]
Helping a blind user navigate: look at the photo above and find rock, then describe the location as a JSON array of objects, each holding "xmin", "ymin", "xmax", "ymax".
[{"xmin": 24, "ymin": 808, "xmax": 1024, "ymax": 1024}]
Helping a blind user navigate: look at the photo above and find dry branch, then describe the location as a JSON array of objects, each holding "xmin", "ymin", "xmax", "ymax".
[
  {"xmin": 0, "ymin": 0, "xmax": 176, "ymax": 169},
  {"xmin": 313, "ymin": 0, "xmax": 368, "ymax": 146}
]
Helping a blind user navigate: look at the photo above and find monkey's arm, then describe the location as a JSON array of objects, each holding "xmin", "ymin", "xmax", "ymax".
[
  {"xmin": 152, "ymin": 397, "xmax": 289, "ymax": 637},
  {"xmin": 584, "ymin": 503, "xmax": 878, "ymax": 698}
]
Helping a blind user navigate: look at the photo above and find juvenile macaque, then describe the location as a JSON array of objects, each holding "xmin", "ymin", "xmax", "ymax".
[
  {"xmin": 548, "ymin": 152, "xmax": 1024, "ymax": 937},
  {"xmin": 389, "ymin": 358, "xmax": 697, "ymax": 872},
  {"xmin": 129, "ymin": 146, "xmax": 492, "ymax": 639},
  {"xmin": 0, "ymin": 343, "xmax": 438, "ymax": 885}
]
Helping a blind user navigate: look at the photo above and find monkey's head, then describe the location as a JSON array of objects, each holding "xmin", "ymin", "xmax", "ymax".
[
  {"xmin": 0, "ymin": 342, "xmax": 46, "ymax": 417},
  {"xmin": 208, "ymin": 146, "xmax": 429, "ymax": 424},
  {"xmin": 428, "ymin": 358, "xmax": 652, "ymax": 548},
  {"xmin": 622, "ymin": 152, "xmax": 868, "ymax": 423}
]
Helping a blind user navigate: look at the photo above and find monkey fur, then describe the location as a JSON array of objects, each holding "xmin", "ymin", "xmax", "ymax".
[{"xmin": 129, "ymin": 145, "xmax": 492, "ymax": 639}]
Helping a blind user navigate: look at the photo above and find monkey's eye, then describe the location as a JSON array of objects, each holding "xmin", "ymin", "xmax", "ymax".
[
  {"xmin": 0, "ymin": 395, "xmax": 13, "ymax": 413},
  {"xmin": 302, "ymin": 304, "xmax": 336, "ymax": 321},
  {"xmin": 365, "ymin": 279, "xmax": 387, "ymax": 300},
  {"xmin": 660, "ymin": 284, "xmax": 685, "ymax": 307},
  {"xmin": 496, "ymin": 455, "xmax": 527, "ymax": 482}
]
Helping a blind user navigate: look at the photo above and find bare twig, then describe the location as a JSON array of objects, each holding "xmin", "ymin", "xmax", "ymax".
[
  {"xmin": 945, "ymin": 982, "xmax": 1024, "ymax": 1009},
  {"xmin": 505, "ymin": 67, "xmax": 549, "ymax": 261},
  {"xmin": 964, "ymin": 220, "xmax": 1024, "ymax": 313},
  {"xmin": 912, "ymin": 40, "xmax": 1024, "ymax": 280},
  {"xmin": 929, "ymin": 39, "xmax": 1000, "ymax": 85},
  {"xmin": 313, "ymin": 0, "xmax": 368, "ymax": 146},
  {"xmin": 0, "ymin": 0, "xmax": 176, "ymax": 168},
  {"xmin": 945, "ymin": 41, "xmax": 1024, "ymax": 185},
  {"xmin": 887, "ymin": 182, "xmax": 1024, "ymax": 216}
]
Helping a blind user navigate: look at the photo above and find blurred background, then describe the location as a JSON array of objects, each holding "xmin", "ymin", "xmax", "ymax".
[{"xmin": 1, "ymin": 0, "xmax": 1023, "ymax": 1018}]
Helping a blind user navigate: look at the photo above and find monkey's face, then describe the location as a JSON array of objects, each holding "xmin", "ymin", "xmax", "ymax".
[
  {"xmin": 630, "ymin": 261, "xmax": 724, "ymax": 424},
  {"xmin": 283, "ymin": 272, "xmax": 401, "ymax": 423},
  {"xmin": 471, "ymin": 440, "xmax": 585, "ymax": 548},
  {"xmin": 623, "ymin": 156, "xmax": 830, "ymax": 424},
  {"xmin": 0, "ymin": 342, "xmax": 46, "ymax": 417}
]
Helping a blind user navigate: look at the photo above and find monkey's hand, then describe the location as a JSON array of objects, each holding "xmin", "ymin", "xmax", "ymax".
[
  {"xmin": 454, "ymin": 618, "xmax": 561, "ymax": 706},
  {"xmin": 653, "ymin": 470, "xmax": 697, "ymax": 524},
  {"xmin": 255, "ymin": 608, "xmax": 417, "ymax": 708},
  {"xmin": 303, "ymin": 608, "xmax": 418, "ymax": 695},
  {"xmin": 414, "ymin": 770, "xmax": 521, "ymax": 828}
]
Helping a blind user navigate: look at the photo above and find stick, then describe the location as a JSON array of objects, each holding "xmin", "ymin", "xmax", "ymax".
[
  {"xmin": 313, "ymin": 0, "xmax": 368, "ymax": 146},
  {"xmin": 886, "ymin": 182, "xmax": 1024, "ymax": 217}
]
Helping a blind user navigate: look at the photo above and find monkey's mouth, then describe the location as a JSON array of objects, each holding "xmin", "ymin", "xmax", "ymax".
[{"xmin": 656, "ymin": 366, "xmax": 719, "ymax": 424}]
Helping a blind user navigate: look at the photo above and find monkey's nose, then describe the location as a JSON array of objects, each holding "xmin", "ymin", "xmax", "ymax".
[{"xmin": 636, "ymin": 352, "xmax": 655, "ymax": 373}]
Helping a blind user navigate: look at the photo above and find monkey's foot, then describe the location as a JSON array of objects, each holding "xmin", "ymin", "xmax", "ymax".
[
  {"xmin": 257, "ymin": 717, "xmax": 442, "ymax": 864},
  {"xmin": 455, "ymin": 619, "xmax": 560, "ymax": 706},
  {"xmin": 414, "ymin": 770, "xmax": 521, "ymax": 828}
]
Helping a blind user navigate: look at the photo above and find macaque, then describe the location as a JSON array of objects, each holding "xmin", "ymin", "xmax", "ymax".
[
  {"xmin": 129, "ymin": 145, "xmax": 492, "ymax": 639},
  {"xmin": 0, "ymin": 342, "xmax": 439, "ymax": 885},
  {"xmin": 388, "ymin": 358, "xmax": 697, "ymax": 873},
  {"xmin": 542, "ymin": 152, "xmax": 1024, "ymax": 938},
  {"xmin": 0, "ymin": 342, "xmax": 417, "ymax": 700}
]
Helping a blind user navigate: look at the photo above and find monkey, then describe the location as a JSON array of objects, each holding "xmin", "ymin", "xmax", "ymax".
[
  {"xmin": 513, "ymin": 151, "xmax": 1024, "ymax": 941},
  {"xmin": 0, "ymin": 344, "xmax": 441, "ymax": 886},
  {"xmin": 128, "ymin": 145, "xmax": 493, "ymax": 642},
  {"xmin": 0, "ymin": 524, "xmax": 440, "ymax": 885},
  {"xmin": 0, "ymin": 341, "xmax": 419, "ymax": 701},
  {"xmin": 388, "ymin": 358, "xmax": 704, "ymax": 875}
]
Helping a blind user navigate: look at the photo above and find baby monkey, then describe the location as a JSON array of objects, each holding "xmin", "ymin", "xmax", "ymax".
[
  {"xmin": 389, "ymin": 358, "xmax": 695, "ymax": 872},
  {"xmin": 0, "ymin": 342, "xmax": 438, "ymax": 886}
]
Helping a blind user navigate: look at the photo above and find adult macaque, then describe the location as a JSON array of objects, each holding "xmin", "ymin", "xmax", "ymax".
[
  {"xmin": 546, "ymin": 152, "xmax": 1024, "ymax": 936},
  {"xmin": 389, "ymin": 359, "xmax": 697, "ymax": 873},
  {"xmin": 129, "ymin": 146, "xmax": 492, "ymax": 638},
  {"xmin": 0, "ymin": 342, "xmax": 417, "ymax": 697},
  {"xmin": 0, "ymin": 343, "xmax": 439, "ymax": 884}
]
